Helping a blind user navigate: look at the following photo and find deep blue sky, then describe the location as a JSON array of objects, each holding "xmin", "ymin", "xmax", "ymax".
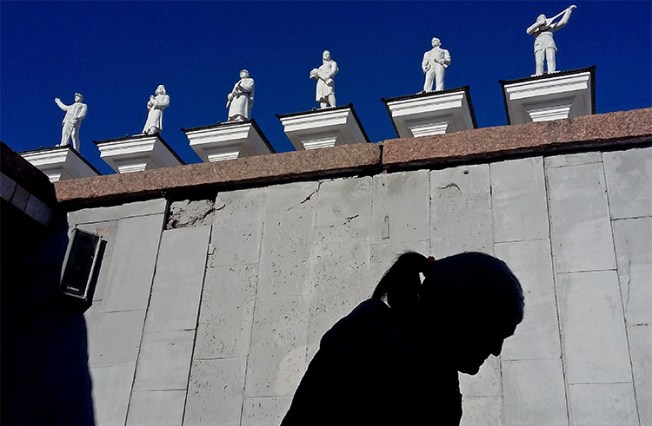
[{"xmin": 2, "ymin": 1, "xmax": 650, "ymax": 175}]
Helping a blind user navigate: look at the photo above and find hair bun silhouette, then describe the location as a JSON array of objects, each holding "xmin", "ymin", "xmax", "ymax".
[{"xmin": 372, "ymin": 252, "xmax": 429, "ymax": 313}]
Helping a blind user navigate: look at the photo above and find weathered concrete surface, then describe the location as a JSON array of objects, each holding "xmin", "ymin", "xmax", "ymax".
[
  {"xmin": 569, "ymin": 383, "xmax": 639, "ymax": 426},
  {"xmin": 545, "ymin": 151, "xmax": 602, "ymax": 168},
  {"xmin": 628, "ymin": 324, "xmax": 652, "ymax": 426},
  {"xmin": 502, "ymin": 359, "xmax": 568, "ymax": 426},
  {"xmin": 546, "ymin": 156, "xmax": 617, "ymax": 273},
  {"xmin": 143, "ymin": 226, "xmax": 210, "ymax": 333},
  {"xmin": 490, "ymin": 157, "xmax": 549, "ymax": 242},
  {"xmin": 186, "ymin": 188, "xmax": 267, "ymax": 424},
  {"xmin": 91, "ymin": 362, "xmax": 136, "ymax": 426},
  {"xmin": 241, "ymin": 396, "xmax": 292, "ymax": 426},
  {"xmin": 194, "ymin": 264, "xmax": 258, "ymax": 360},
  {"xmin": 68, "ymin": 198, "xmax": 167, "ymax": 225},
  {"xmin": 460, "ymin": 397, "xmax": 502, "ymax": 426},
  {"xmin": 99, "ymin": 213, "xmax": 165, "ymax": 312},
  {"xmin": 70, "ymin": 146, "xmax": 651, "ymax": 426},
  {"xmin": 612, "ymin": 217, "xmax": 652, "ymax": 326},
  {"xmin": 209, "ymin": 188, "xmax": 267, "ymax": 267},
  {"xmin": 166, "ymin": 199, "xmax": 216, "ymax": 229},
  {"xmin": 459, "ymin": 356, "xmax": 502, "ymax": 398},
  {"xmin": 126, "ymin": 390, "xmax": 186, "ymax": 426},
  {"xmin": 557, "ymin": 271, "xmax": 632, "ymax": 384},
  {"xmin": 257, "ymin": 181, "xmax": 319, "ymax": 299},
  {"xmin": 88, "ymin": 309, "xmax": 146, "ymax": 368},
  {"xmin": 72, "ymin": 200, "xmax": 166, "ymax": 426},
  {"xmin": 132, "ymin": 330, "xmax": 194, "ymax": 391},
  {"xmin": 245, "ymin": 296, "xmax": 309, "ymax": 398},
  {"xmin": 430, "ymin": 164, "xmax": 493, "ymax": 257},
  {"xmin": 603, "ymin": 147, "xmax": 652, "ymax": 219},
  {"xmin": 305, "ymin": 177, "xmax": 373, "ymax": 362},
  {"xmin": 496, "ymin": 239, "xmax": 561, "ymax": 361},
  {"xmin": 370, "ymin": 170, "xmax": 430, "ymax": 283},
  {"xmin": 184, "ymin": 358, "xmax": 247, "ymax": 426},
  {"xmin": 371, "ymin": 170, "xmax": 430, "ymax": 245}
]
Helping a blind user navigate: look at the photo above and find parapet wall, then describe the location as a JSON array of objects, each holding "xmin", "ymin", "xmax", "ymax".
[
  {"xmin": 64, "ymin": 108, "xmax": 651, "ymax": 425},
  {"xmin": 55, "ymin": 108, "xmax": 652, "ymax": 208}
]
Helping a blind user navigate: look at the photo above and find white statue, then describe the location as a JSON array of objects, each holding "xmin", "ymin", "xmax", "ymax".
[
  {"xmin": 54, "ymin": 93, "xmax": 87, "ymax": 151},
  {"xmin": 310, "ymin": 50, "xmax": 338, "ymax": 108},
  {"xmin": 527, "ymin": 5, "xmax": 577, "ymax": 76},
  {"xmin": 142, "ymin": 84, "xmax": 170, "ymax": 135},
  {"xmin": 226, "ymin": 69, "xmax": 255, "ymax": 122},
  {"xmin": 422, "ymin": 38, "xmax": 451, "ymax": 92}
]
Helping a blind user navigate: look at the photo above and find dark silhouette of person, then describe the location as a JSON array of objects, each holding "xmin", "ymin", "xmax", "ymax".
[{"xmin": 281, "ymin": 251, "xmax": 524, "ymax": 426}]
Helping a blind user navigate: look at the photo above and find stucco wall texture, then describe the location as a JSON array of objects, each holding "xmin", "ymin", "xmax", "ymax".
[{"xmin": 69, "ymin": 146, "xmax": 651, "ymax": 426}]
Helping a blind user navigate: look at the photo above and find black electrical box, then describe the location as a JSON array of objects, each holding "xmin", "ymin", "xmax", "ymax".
[{"xmin": 59, "ymin": 228, "xmax": 103, "ymax": 304}]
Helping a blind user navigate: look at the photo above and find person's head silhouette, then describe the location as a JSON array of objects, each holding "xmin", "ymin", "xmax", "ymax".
[{"xmin": 373, "ymin": 251, "xmax": 524, "ymax": 375}]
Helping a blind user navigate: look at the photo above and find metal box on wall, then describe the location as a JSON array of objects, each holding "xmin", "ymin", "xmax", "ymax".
[{"xmin": 59, "ymin": 228, "xmax": 103, "ymax": 304}]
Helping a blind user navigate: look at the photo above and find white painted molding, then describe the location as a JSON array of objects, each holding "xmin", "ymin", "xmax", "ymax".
[
  {"xmin": 502, "ymin": 70, "xmax": 593, "ymax": 124},
  {"xmin": 95, "ymin": 134, "xmax": 182, "ymax": 173},
  {"xmin": 21, "ymin": 146, "xmax": 99, "ymax": 182},
  {"xmin": 383, "ymin": 89, "xmax": 475, "ymax": 138},
  {"xmin": 184, "ymin": 121, "xmax": 273, "ymax": 162},
  {"xmin": 278, "ymin": 106, "xmax": 368, "ymax": 151}
]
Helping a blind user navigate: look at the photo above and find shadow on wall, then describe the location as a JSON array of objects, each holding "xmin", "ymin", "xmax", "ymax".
[{"xmin": 1, "ymin": 201, "xmax": 95, "ymax": 426}]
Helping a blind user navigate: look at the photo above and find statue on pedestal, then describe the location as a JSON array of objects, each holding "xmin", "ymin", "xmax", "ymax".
[
  {"xmin": 142, "ymin": 85, "xmax": 170, "ymax": 135},
  {"xmin": 226, "ymin": 69, "xmax": 255, "ymax": 122},
  {"xmin": 54, "ymin": 93, "xmax": 87, "ymax": 151},
  {"xmin": 310, "ymin": 50, "xmax": 338, "ymax": 108},
  {"xmin": 422, "ymin": 38, "xmax": 451, "ymax": 92},
  {"xmin": 527, "ymin": 5, "xmax": 577, "ymax": 76}
]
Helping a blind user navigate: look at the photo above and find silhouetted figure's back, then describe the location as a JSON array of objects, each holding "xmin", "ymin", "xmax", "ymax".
[
  {"xmin": 282, "ymin": 252, "xmax": 525, "ymax": 425},
  {"xmin": 281, "ymin": 298, "xmax": 461, "ymax": 425}
]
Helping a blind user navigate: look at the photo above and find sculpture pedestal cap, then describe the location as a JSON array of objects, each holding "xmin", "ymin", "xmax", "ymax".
[
  {"xmin": 500, "ymin": 66, "xmax": 595, "ymax": 125},
  {"xmin": 94, "ymin": 134, "xmax": 183, "ymax": 174},
  {"xmin": 382, "ymin": 87, "xmax": 477, "ymax": 138},
  {"xmin": 182, "ymin": 120, "xmax": 274, "ymax": 162},
  {"xmin": 20, "ymin": 146, "xmax": 99, "ymax": 182},
  {"xmin": 277, "ymin": 104, "xmax": 369, "ymax": 151}
]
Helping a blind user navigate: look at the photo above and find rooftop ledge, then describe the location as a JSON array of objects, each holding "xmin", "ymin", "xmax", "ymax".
[{"xmin": 54, "ymin": 108, "xmax": 652, "ymax": 209}]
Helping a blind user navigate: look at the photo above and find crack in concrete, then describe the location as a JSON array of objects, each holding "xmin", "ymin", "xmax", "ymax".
[
  {"xmin": 288, "ymin": 182, "xmax": 323, "ymax": 211},
  {"xmin": 300, "ymin": 183, "xmax": 322, "ymax": 205},
  {"xmin": 343, "ymin": 214, "xmax": 359, "ymax": 225},
  {"xmin": 438, "ymin": 182, "xmax": 461, "ymax": 193}
]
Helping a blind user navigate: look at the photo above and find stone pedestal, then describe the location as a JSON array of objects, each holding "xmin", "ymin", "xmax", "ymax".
[
  {"xmin": 277, "ymin": 104, "xmax": 369, "ymax": 150},
  {"xmin": 501, "ymin": 67, "xmax": 595, "ymax": 125},
  {"xmin": 182, "ymin": 120, "xmax": 274, "ymax": 162},
  {"xmin": 94, "ymin": 134, "xmax": 183, "ymax": 173},
  {"xmin": 382, "ymin": 87, "xmax": 477, "ymax": 138},
  {"xmin": 20, "ymin": 146, "xmax": 99, "ymax": 182}
]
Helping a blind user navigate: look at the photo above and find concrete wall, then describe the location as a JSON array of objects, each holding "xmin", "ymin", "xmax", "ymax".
[{"xmin": 70, "ymin": 146, "xmax": 651, "ymax": 426}]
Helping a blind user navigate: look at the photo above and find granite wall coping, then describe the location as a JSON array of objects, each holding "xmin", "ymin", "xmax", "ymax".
[
  {"xmin": 382, "ymin": 108, "xmax": 652, "ymax": 169},
  {"xmin": 54, "ymin": 142, "xmax": 381, "ymax": 208},
  {"xmin": 53, "ymin": 108, "xmax": 652, "ymax": 209}
]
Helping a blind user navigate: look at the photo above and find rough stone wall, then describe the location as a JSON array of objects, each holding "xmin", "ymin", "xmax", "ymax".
[{"xmin": 71, "ymin": 146, "xmax": 651, "ymax": 426}]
